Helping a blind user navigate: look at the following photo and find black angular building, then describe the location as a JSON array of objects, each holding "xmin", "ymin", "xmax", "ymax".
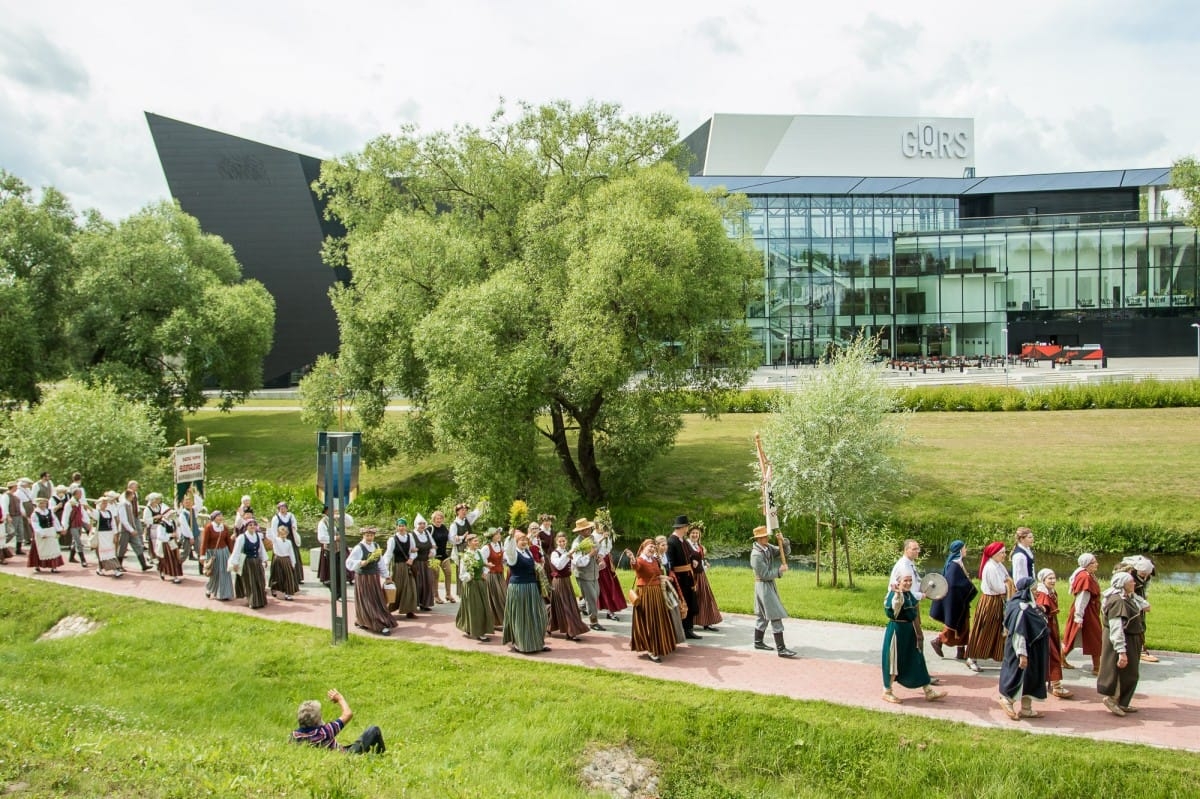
[{"xmin": 146, "ymin": 113, "xmax": 347, "ymax": 387}]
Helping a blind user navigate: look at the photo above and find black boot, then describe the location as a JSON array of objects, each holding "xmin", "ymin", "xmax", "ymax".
[
  {"xmin": 774, "ymin": 632, "xmax": 797, "ymax": 658},
  {"xmin": 754, "ymin": 629, "xmax": 772, "ymax": 651},
  {"xmin": 138, "ymin": 553, "xmax": 150, "ymax": 571}
]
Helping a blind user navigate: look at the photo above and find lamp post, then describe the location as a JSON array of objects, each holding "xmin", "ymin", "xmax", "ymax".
[
  {"xmin": 1002, "ymin": 327, "xmax": 1009, "ymax": 386},
  {"xmin": 1192, "ymin": 323, "xmax": 1200, "ymax": 378}
]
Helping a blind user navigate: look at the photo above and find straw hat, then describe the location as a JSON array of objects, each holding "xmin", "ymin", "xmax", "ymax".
[
  {"xmin": 573, "ymin": 518, "xmax": 595, "ymax": 534},
  {"xmin": 751, "ymin": 525, "xmax": 770, "ymax": 540}
]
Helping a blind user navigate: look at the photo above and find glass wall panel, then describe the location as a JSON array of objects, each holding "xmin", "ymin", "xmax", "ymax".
[
  {"xmin": 767, "ymin": 206, "xmax": 788, "ymax": 239},
  {"xmin": 1148, "ymin": 226, "xmax": 1178, "ymax": 305},
  {"xmin": 1100, "ymin": 227, "xmax": 1124, "ymax": 307},
  {"xmin": 1124, "ymin": 228, "xmax": 1148, "ymax": 307},
  {"xmin": 1053, "ymin": 231, "xmax": 1076, "ymax": 309},
  {"xmin": 1174, "ymin": 228, "xmax": 1197, "ymax": 304},
  {"xmin": 1076, "ymin": 230, "xmax": 1100, "ymax": 308}
]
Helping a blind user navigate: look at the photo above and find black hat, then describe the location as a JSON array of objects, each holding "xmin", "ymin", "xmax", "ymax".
[{"xmin": 672, "ymin": 515, "xmax": 689, "ymax": 528}]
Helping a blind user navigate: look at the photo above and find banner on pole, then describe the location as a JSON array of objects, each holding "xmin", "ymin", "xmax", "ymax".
[
  {"xmin": 173, "ymin": 444, "xmax": 205, "ymax": 484},
  {"xmin": 316, "ymin": 432, "xmax": 361, "ymax": 506},
  {"xmin": 754, "ymin": 433, "xmax": 780, "ymax": 532}
]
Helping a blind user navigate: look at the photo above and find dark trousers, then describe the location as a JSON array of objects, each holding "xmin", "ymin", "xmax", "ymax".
[
  {"xmin": 347, "ymin": 725, "xmax": 385, "ymax": 754},
  {"xmin": 675, "ymin": 572, "xmax": 698, "ymax": 631}
]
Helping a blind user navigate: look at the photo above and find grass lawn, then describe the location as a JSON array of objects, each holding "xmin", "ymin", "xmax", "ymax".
[{"xmin": 4, "ymin": 575, "xmax": 1198, "ymax": 799}]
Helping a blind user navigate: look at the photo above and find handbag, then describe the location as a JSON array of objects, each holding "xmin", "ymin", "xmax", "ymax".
[{"xmin": 202, "ymin": 558, "xmax": 213, "ymax": 577}]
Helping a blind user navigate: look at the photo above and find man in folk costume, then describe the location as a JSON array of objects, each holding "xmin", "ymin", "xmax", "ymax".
[
  {"xmin": 665, "ymin": 515, "xmax": 702, "ymax": 640},
  {"xmin": 34, "ymin": 472, "xmax": 54, "ymax": 502},
  {"xmin": 116, "ymin": 487, "xmax": 151, "ymax": 571},
  {"xmin": 750, "ymin": 526, "xmax": 798, "ymax": 658},
  {"xmin": 570, "ymin": 518, "xmax": 605, "ymax": 632},
  {"xmin": 6, "ymin": 481, "xmax": 30, "ymax": 555}
]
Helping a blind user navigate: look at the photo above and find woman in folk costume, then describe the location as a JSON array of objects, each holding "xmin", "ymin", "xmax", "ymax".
[
  {"xmin": 547, "ymin": 533, "xmax": 589, "ymax": 641},
  {"xmin": 687, "ymin": 523, "xmax": 722, "ymax": 631},
  {"xmin": 27, "ymin": 496, "xmax": 65, "ymax": 573},
  {"xmin": 629, "ymin": 538, "xmax": 677, "ymax": 663},
  {"xmin": 92, "ymin": 493, "xmax": 123, "ymax": 578},
  {"xmin": 965, "ymin": 541, "xmax": 1011, "ymax": 671},
  {"xmin": 231, "ymin": 516, "xmax": 269, "ymax": 609},
  {"xmin": 502, "ymin": 530, "xmax": 550, "ymax": 654},
  {"xmin": 1061, "ymin": 553, "xmax": 1103, "ymax": 674},
  {"xmin": 411, "ymin": 516, "xmax": 436, "ymax": 611},
  {"xmin": 346, "ymin": 527, "xmax": 397, "ymax": 636},
  {"xmin": 996, "ymin": 576, "xmax": 1050, "ymax": 720},
  {"xmin": 316, "ymin": 507, "xmax": 333, "ymax": 587},
  {"xmin": 200, "ymin": 510, "xmax": 235, "ymax": 600},
  {"xmin": 594, "ymin": 522, "xmax": 626, "ymax": 621},
  {"xmin": 929, "ymin": 540, "xmax": 978, "ymax": 662},
  {"xmin": 267, "ymin": 515, "xmax": 302, "ymax": 600},
  {"xmin": 655, "ymin": 536, "xmax": 686, "ymax": 644},
  {"xmin": 455, "ymin": 533, "xmax": 493, "ymax": 642},
  {"xmin": 482, "ymin": 527, "xmax": 507, "ymax": 630},
  {"xmin": 383, "ymin": 517, "xmax": 418, "ymax": 619},
  {"xmin": 269, "ymin": 501, "xmax": 302, "ymax": 583},
  {"xmin": 1097, "ymin": 571, "xmax": 1148, "ymax": 716},
  {"xmin": 1034, "ymin": 569, "xmax": 1073, "ymax": 699},
  {"xmin": 882, "ymin": 573, "xmax": 947, "ymax": 704},
  {"xmin": 147, "ymin": 494, "xmax": 184, "ymax": 584}
]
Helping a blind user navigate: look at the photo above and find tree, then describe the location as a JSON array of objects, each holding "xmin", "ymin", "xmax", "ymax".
[
  {"xmin": 314, "ymin": 100, "xmax": 759, "ymax": 507},
  {"xmin": 1171, "ymin": 156, "xmax": 1200, "ymax": 229},
  {"xmin": 0, "ymin": 380, "xmax": 165, "ymax": 490},
  {"xmin": 68, "ymin": 201, "xmax": 276, "ymax": 432},
  {"xmin": 0, "ymin": 171, "xmax": 79, "ymax": 404},
  {"xmin": 759, "ymin": 334, "xmax": 907, "ymax": 586}
]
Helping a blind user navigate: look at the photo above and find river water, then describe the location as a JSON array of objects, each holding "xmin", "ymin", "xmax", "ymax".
[{"xmin": 711, "ymin": 551, "xmax": 1200, "ymax": 587}]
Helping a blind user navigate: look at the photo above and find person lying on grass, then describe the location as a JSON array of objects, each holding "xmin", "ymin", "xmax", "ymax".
[{"xmin": 291, "ymin": 689, "xmax": 386, "ymax": 753}]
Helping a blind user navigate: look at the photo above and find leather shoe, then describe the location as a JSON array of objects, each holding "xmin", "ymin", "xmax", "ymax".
[
  {"xmin": 754, "ymin": 641, "xmax": 774, "ymax": 651},
  {"xmin": 931, "ymin": 638, "xmax": 945, "ymax": 658},
  {"xmin": 589, "ymin": 623, "xmax": 607, "ymax": 632},
  {"xmin": 685, "ymin": 632, "xmax": 703, "ymax": 640}
]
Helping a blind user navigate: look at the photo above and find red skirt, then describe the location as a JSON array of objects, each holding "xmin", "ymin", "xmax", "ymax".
[{"xmin": 597, "ymin": 557, "xmax": 627, "ymax": 612}]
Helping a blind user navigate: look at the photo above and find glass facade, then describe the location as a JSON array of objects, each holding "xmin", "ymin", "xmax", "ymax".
[{"xmin": 741, "ymin": 191, "xmax": 1199, "ymax": 362}]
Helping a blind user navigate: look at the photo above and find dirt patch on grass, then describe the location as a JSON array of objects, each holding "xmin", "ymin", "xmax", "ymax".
[{"xmin": 38, "ymin": 615, "xmax": 101, "ymax": 641}]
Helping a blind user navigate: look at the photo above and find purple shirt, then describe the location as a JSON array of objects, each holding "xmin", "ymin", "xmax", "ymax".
[{"xmin": 291, "ymin": 718, "xmax": 344, "ymax": 750}]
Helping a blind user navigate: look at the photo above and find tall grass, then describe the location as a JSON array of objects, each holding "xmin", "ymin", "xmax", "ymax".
[{"xmin": 4, "ymin": 576, "xmax": 1198, "ymax": 798}]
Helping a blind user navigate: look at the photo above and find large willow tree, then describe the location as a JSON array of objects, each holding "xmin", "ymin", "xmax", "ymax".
[{"xmin": 313, "ymin": 100, "xmax": 759, "ymax": 507}]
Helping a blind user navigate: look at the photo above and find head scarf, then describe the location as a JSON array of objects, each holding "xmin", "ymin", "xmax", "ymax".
[
  {"xmin": 942, "ymin": 539, "xmax": 965, "ymax": 574},
  {"xmin": 978, "ymin": 541, "xmax": 1004, "ymax": 579},
  {"xmin": 1004, "ymin": 576, "xmax": 1048, "ymax": 642},
  {"xmin": 1068, "ymin": 553, "xmax": 1097, "ymax": 586},
  {"xmin": 1102, "ymin": 570, "xmax": 1134, "ymax": 600},
  {"xmin": 413, "ymin": 513, "xmax": 426, "ymax": 528},
  {"xmin": 1036, "ymin": 568, "xmax": 1055, "ymax": 595}
]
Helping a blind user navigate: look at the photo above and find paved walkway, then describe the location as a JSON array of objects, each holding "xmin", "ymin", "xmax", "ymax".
[{"xmin": 11, "ymin": 563, "xmax": 1200, "ymax": 752}]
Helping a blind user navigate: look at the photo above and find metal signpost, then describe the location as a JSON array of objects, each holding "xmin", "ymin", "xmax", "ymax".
[{"xmin": 317, "ymin": 432, "xmax": 361, "ymax": 644}]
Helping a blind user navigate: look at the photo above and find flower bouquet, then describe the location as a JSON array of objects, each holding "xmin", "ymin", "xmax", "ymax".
[
  {"xmin": 460, "ymin": 550, "xmax": 484, "ymax": 583},
  {"xmin": 358, "ymin": 546, "xmax": 383, "ymax": 574}
]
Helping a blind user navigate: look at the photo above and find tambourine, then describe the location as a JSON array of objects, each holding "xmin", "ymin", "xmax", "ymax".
[{"xmin": 920, "ymin": 572, "xmax": 949, "ymax": 600}]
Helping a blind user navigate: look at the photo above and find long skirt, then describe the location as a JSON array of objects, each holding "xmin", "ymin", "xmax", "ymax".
[
  {"xmin": 388, "ymin": 561, "xmax": 418, "ymax": 615},
  {"xmin": 1097, "ymin": 631, "xmax": 1143, "ymax": 708},
  {"xmin": 597, "ymin": 558, "xmax": 628, "ymax": 612},
  {"xmin": 414, "ymin": 557, "xmax": 436, "ymax": 608},
  {"xmin": 456, "ymin": 577, "xmax": 492, "ymax": 638},
  {"xmin": 97, "ymin": 531, "xmax": 121, "ymax": 572},
  {"xmin": 158, "ymin": 541, "xmax": 184, "ymax": 578},
  {"xmin": 1044, "ymin": 618, "xmax": 1065, "ymax": 683},
  {"xmin": 269, "ymin": 554, "xmax": 300, "ymax": 595},
  {"xmin": 999, "ymin": 635, "xmax": 1050, "ymax": 701},
  {"xmin": 664, "ymin": 580, "xmax": 686, "ymax": 643},
  {"xmin": 503, "ymin": 582, "xmax": 548, "ymax": 653},
  {"xmin": 484, "ymin": 571, "xmax": 506, "ymax": 629},
  {"xmin": 237, "ymin": 558, "xmax": 268, "ymax": 609},
  {"xmin": 967, "ymin": 593, "xmax": 1006, "ymax": 662},
  {"xmin": 28, "ymin": 533, "xmax": 65, "ymax": 570},
  {"xmin": 1063, "ymin": 607, "xmax": 1103, "ymax": 657},
  {"xmin": 883, "ymin": 619, "xmax": 932, "ymax": 690},
  {"xmin": 548, "ymin": 576, "xmax": 589, "ymax": 638},
  {"xmin": 317, "ymin": 546, "xmax": 330, "ymax": 585},
  {"xmin": 207, "ymin": 548, "xmax": 234, "ymax": 600},
  {"xmin": 354, "ymin": 572, "xmax": 398, "ymax": 634},
  {"xmin": 630, "ymin": 582, "xmax": 677, "ymax": 658},
  {"xmin": 692, "ymin": 571, "xmax": 723, "ymax": 627}
]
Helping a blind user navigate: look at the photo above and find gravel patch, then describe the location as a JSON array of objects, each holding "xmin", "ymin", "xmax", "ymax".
[{"xmin": 580, "ymin": 745, "xmax": 659, "ymax": 799}]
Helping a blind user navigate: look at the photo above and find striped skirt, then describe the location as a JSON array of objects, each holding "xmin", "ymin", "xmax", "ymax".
[
  {"xmin": 630, "ymin": 582, "xmax": 677, "ymax": 658},
  {"xmin": 237, "ymin": 558, "xmax": 268, "ymax": 609},
  {"xmin": 548, "ymin": 576, "xmax": 589, "ymax": 638},
  {"xmin": 455, "ymin": 577, "xmax": 492, "ymax": 638},
  {"xmin": 157, "ymin": 542, "xmax": 183, "ymax": 578},
  {"xmin": 692, "ymin": 571, "xmax": 723, "ymax": 627},
  {"xmin": 503, "ymin": 582, "xmax": 547, "ymax": 653},
  {"xmin": 484, "ymin": 571, "xmax": 507, "ymax": 628},
  {"xmin": 206, "ymin": 548, "xmax": 234, "ymax": 599},
  {"xmin": 967, "ymin": 592, "xmax": 1006, "ymax": 662},
  {"xmin": 269, "ymin": 554, "xmax": 300, "ymax": 595}
]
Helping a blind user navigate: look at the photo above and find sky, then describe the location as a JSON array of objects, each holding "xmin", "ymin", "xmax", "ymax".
[{"xmin": 2, "ymin": 0, "xmax": 1198, "ymax": 220}]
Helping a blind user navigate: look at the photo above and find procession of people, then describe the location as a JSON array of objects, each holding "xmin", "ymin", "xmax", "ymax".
[{"xmin": 3, "ymin": 468, "xmax": 1165, "ymax": 724}]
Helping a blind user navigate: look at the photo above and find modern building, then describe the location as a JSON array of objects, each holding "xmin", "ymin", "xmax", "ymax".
[
  {"xmin": 146, "ymin": 112, "xmax": 348, "ymax": 387},
  {"xmin": 148, "ymin": 112, "xmax": 1199, "ymax": 383},
  {"xmin": 684, "ymin": 113, "xmax": 1196, "ymax": 363}
]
